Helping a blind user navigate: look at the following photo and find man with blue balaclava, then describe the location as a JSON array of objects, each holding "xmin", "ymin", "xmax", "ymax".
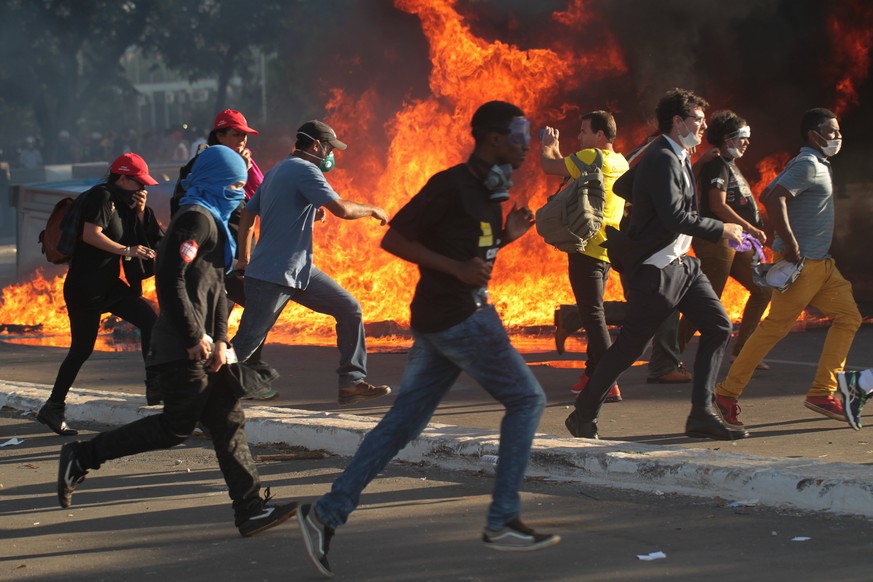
[{"xmin": 55, "ymin": 145, "xmax": 299, "ymax": 538}]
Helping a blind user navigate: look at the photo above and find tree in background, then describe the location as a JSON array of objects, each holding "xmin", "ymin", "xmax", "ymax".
[
  {"xmin": 0, "ymin": 0, "xmax": 157, "ymax": 164},
  {"xmin": 141, "ymin": 0, "xmax": 287, "ymax": 118}
]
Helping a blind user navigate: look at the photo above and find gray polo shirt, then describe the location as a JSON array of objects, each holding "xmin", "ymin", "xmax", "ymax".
[
  {"xmin": 245, "ymin": 156, "xmax": 340, "ymax": 289},
  {"xmin": 771, "ymin": 147, "xmax": 834, "ymax": 260}
]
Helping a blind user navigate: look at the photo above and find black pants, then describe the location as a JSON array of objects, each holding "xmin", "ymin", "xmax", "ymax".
[
  {"xmin": 575, "ymin": 257, "xmax": 732, "ymax": 420},
  {"xmin": 567, "ymin": 253, "xmax": 612, "ymax": 374},
  {"xmin": 648, "ymin": 310, "xmax": 682, "ymax": 378},
  {"xmin": 78, "ymin": 359, "xmax": 262, "ymax": 516},
  {"xmin": 49, "ymin": 295, "xmax": 156, "ymax": 404}
]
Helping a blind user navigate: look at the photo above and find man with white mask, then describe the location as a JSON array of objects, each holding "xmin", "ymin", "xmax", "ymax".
[
  {"xmin": 564, "ymin": 88, "xmax": 747, "ymax": 442},
  {"xmin": 677, "ymin": 110, "xmax": 773, "ymax": 379},
  {"xmin": 716, "ymin": 108, "xmax": 861, "ymax": 427}
]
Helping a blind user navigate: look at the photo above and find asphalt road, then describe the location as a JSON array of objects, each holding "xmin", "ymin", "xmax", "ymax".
[
  {"xmin": 1, "ymin": 322, "xmax": 872, "ymax": 464},
  {"xmin": 2, "ymin": 412, "xmax": 872, "ymax": 582}
]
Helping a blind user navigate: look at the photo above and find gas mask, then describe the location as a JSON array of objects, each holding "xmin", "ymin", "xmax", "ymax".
[
  {"xmin": 319, "ymin": 151, "xmax": 336, "ymax": 172},
  {"xmin": 483, "ymin": 164, "xmax": 513, "ymax": 202},
  {"xmin": 298, "ymin": 131, "xmax": 337, "ymax": 172}
]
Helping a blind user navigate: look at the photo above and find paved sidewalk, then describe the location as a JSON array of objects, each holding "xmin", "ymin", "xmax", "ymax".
[{"xmin": 2, "ymin": 322, "xmax": 873, "ymax": 519}]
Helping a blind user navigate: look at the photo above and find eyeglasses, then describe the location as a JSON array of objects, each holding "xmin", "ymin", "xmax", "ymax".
[
  {"xmin": 128, "ymin": 177, "xmax": 146, "ymax": 190},
  {"xmin": 685, "ymin": 114, "xmax": 705, "ymax": 124}
]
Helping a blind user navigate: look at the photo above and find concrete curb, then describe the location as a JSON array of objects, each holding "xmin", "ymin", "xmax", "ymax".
[{"xmin": 3, "ymin": 380, "xmax": 873, "ymax": 519}]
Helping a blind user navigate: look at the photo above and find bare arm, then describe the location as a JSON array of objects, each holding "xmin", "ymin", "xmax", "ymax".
[
  {"xmin": 762, "ymin": 184, "xmax": 800, "ymax": 262},
  {"xmin": 235, "ymin": 208, "xmax": 257, "ymax": 269},
  {"xmin": 381, "ymin": 227, "xmax": 491, "ymax": 286},
  {"xmin": 707, "ymin": 187, "xmax": 766, "ymax": 242},
  {"xmin": 540, "ymin": 126, "xmax": 570, "ymax": 177},
  {"xmin": 324, "ymin": 198, "xmax": 389, "ymax": 225},
  {"xmin": 81, "ymin": 222, "xmax": 155, "ymax": 260}
]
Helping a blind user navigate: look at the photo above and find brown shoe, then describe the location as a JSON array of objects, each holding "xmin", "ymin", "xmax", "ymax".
[
  {"xmin": 647, "ymin": 364, "xmax": 692, "ymax": 384},
  {"xmin": 338, "ymin": 381, "xmax": 392, "ymax": 406}
]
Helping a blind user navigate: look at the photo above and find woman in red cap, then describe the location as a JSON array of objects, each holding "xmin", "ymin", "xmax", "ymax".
[
  {"xmin": 173, "ymin": 109, "xmax": 264, "ymax": 213},
  {"xmin": 169, "ymin": 110, "xmax": 273, "ymax": 398},
  {"xmin": 37, "ymin": 153, "xmax": 164, "ymax": 436},
  {"xmin": 209, "ymin": 109, "xmax": 264, "ymax": 198}
]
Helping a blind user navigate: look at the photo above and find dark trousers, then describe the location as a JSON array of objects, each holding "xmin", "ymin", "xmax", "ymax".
[
  {"xmin": 49, "ymin": 295, "xmax": 156, "ymax": 403},
  {"xmin": 567, "ymin": 253, "xmax": 612, "ymax": 374},
  {"xmin": 678, "ymin": 238, "xmax": 772, "ymax": 356},
  {"xmin": 648, "ymin": 310, "xmax": 681, "ymax": 378},
  {"xmin": 575, "ymin": 257, "xmax": 732, "ymax": 420},
  {"xmin": 78, "ymin": 359, "xmax": 262, "ymax": 517}
]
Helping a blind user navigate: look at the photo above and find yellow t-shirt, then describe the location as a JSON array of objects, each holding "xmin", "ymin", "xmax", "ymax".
[{"xmin": 563, "ymin": 148, "xmax": 629, "ymax": 263}]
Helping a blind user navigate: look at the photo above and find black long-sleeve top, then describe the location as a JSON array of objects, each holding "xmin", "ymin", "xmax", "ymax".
[{"xmin": 147, "ymin": 205, "xmax": 228, "ymax": 365}]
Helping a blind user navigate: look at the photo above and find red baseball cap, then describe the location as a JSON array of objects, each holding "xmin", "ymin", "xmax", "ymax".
[
  {"xmin": 214, "ymin": 109, "xmax": 259, "ymax": 135},
  {"xmin": 110, "ymin": 153, "xmax": 159, "ymax": 186}
]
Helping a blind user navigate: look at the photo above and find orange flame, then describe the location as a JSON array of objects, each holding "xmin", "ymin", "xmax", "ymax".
[
  {"xmin": 827, "ymin": 1, "xmax": 873, "ymax": 116},
  {"xmin": 1, "ymin": 0, "xmax": 871, "ymax": 350}
]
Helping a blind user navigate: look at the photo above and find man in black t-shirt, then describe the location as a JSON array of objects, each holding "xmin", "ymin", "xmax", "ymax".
[{"xmin": 297, "ymin": 101, "xmax": 559, "ymax": 578}]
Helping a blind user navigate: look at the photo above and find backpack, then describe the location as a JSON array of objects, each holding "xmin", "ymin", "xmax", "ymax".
[
  {"xmin": 38, "ymin": 191, "xmax": 93, "ymax": 264},
  {"xmin": 170, "ymin": 144, "xmax": 207, "ymax": 217},
  {"xmin": 535, "ymin": 149, "xmax": 605, "ymax": 253}
]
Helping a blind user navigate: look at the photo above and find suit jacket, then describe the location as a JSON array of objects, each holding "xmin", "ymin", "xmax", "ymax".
[{"xmin": 605, "ymin": 135, "xmax": 723, "ymax": 276}]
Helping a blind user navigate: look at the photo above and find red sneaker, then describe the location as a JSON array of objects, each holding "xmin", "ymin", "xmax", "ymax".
[
  {"xmin": 571, "ymin": 374, "xmax": 621, "ymax": 403},
  {"xmin": 803, "ymin": 395, "xmax": 848, "ymax": 422},
  {"xmin": 569, "ymin": 373, "xmax": 588, "ymax": 395},
  {"xmin": 714, "ymin": 394, "xmax": 744, "ymax": 428}
]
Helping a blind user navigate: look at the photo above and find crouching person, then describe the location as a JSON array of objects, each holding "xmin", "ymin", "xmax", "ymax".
[{"xmin": 56, "ymin": 145, "xmax": 297, "ymax": 537}]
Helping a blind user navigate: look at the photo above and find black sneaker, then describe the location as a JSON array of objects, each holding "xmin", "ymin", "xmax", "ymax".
[
  {"xmin": 38, "ymin": 401, "xmax": 78, "ymax": 436},
  {"xmin": 58, "ymin": 442, "xmax": 87, "ymax": 508},
  {"xmin": 482, "ymin": 518, "xmax": 561, "ymax": 552},
  {"xmin": 298, "ymin": 503, "xmax": 335, "ymax": 578},
  {"xmin": 236, "ymin": 488, "xmax": 298, "ymax": 537},
  {"xmin": 838, "ymin": 371, "xmax": 867, "ymax": 431},
  {"xmin": 564, "ymin": 410, "xmax": 599, "ymax": 439}
]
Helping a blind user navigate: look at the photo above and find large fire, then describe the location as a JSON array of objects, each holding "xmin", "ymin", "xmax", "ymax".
[{"xmin": 0, "ymin": 0, "xmax": 871, "ymax": 350}]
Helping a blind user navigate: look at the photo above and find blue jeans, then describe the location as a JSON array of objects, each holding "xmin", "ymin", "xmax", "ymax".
[
  {"xmin": 313, "ymin": 305, "xmax": 546, "ymax": 531},
  {"xmin": 232, "ymin": 268, "xmax": 368, "ymax": 387}
]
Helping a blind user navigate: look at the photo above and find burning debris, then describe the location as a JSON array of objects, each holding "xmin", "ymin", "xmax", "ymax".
[{"xmin": 0, "ymin": 0, "xmax": 871, "ymax": 349}]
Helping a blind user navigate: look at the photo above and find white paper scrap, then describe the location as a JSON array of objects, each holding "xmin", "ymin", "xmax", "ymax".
[
  {"xmin": 637, "ymin": 551, "xmax": 667, "ymax": 561},
  {"xmin": 0, "ymin": 438, "xmax": 24, "ymax": 447},
  {"xmin": 792, "ymin": 536, "xmax": 811, "ymax": 542},
  {"xmin": 728, "ymin": 498, "xmax": 759, "ymax": 507}
]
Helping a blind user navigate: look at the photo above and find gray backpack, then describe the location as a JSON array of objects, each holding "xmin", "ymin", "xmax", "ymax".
[{"xmin": 535, "ymin": 149, "xmax": 605, "ymax": 253}]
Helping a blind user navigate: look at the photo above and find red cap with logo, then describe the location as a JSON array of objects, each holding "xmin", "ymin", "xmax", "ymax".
[
  {"xmin": 214, "ymin": 109, "xmax": 259, "ymax": 135},
  {"xmin": 110, "ymin": 153, "xmax": 159, "ymax": 186}
]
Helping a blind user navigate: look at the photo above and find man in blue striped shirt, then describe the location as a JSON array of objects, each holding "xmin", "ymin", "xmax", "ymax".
[{"xmin": 715, "ymin": 108, "xmax": 861, "ymax": 428}]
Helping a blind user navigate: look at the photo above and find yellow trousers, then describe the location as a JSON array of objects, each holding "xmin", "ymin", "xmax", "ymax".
[{"xmin": 717, "ymin": 257, "xmax": 861, "ymax": 399}]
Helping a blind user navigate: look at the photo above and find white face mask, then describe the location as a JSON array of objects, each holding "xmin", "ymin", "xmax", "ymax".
[
  {"xmin": 678, "ymin": 119, "xmax": 702, "ymax": 149},
  {"xmin": 815, "ymin": 131, "xmax": 842, "ymax": 157},
  {"xmin": 725, "ymin": 127, "xmax": 751, "ymax": 159}
]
